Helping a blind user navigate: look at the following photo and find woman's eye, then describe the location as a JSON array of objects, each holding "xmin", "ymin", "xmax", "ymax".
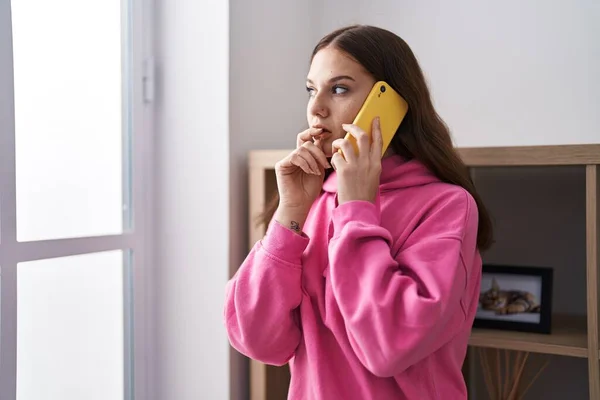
[
  {"xmin": 332, "ymin": 85, "xmax": 348, "ymax": 95},
  {"xmin": 306, "ymin": 85, "xmax": 347, "ymax": 96}
]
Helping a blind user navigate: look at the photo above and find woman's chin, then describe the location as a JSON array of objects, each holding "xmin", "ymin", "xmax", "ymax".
[
  {"xmin": 320, "ymin": 134, "xmax": 344, "ymax": 156},
  {"xmin": 320, "ymin": 142, "xmax": 335, "ymax": 158}
]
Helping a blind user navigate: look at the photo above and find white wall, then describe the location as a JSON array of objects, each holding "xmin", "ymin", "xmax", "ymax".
[
  {"xmin": 155, "ymin": 0, "xmax": 320, "ymax": 398},
  {"xmin": 318, "ymin": 0, "xmax": 600, "ymax": 147},
  {"xmin": 228, "ymin": 1, "xmax": 320, "ymax": 398},
  {"xmin": 154, "ymin": 0, "xmax": 230, "ymax": 399}
]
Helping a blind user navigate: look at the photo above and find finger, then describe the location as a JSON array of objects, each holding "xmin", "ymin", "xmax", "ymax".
[
  {"xmin": 297, "ymin": 127, "xmax": 324, "ymax": 148},
  {"xmin": 294, "ymin": 148, "xmax": 320, "ymax": 175},
  {"xmin": 370, "ymin": 117, "xmax": 383, "ymax": 161},
  {"xmin": 330, "ymin": 151, "xmax": 345, "ymax": 171},
  {"xmin": 312, "ymin": 136, "xmax": 325, "ymax": 152},
  {"xmin": 287, "ymin": 152, "xmax": 314, "ymax": 175},
  {"xmin": 332, "ymin": 138, "xmax": 357, "ymax": 163},
  {"xmin": 342, "ymin": 123, "xmax": 370, "ymax": 159},
  {"xmin": 298, "ymin": 146, "xmax": 322, "ymax": 174},
  {"xmin": 302, "ymin": 141, "xmax": 331, "ymax": 170}
]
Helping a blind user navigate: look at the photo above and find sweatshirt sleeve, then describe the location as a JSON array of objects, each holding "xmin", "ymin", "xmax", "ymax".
[
  {"xmin": 224, "ymin": 220, "xmax": 309, "ymax": 366},
  {"xmin": 327, "ymin": 190, "xmax": 477, "ymax": 377}
]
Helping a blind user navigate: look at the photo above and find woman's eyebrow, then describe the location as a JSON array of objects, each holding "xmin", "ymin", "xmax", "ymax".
[{"xmin": 306, "ymin": 75, "xmax": 356, "ymax": 85}]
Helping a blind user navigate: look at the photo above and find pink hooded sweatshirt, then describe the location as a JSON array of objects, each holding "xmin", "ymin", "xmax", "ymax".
[{"xmin": 224, "ymin": 154, "xmax": 482, "ymax": 400}]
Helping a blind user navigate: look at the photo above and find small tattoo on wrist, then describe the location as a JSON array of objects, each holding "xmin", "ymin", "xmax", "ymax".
[{"xmin": 290, "ymin": 221, "xmax": 301, "ymax": 232}]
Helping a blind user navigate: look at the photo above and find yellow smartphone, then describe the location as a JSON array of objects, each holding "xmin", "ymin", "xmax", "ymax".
[{"xmin": 341, "ymin": 81, "xmax": 408, "ymax": 158}]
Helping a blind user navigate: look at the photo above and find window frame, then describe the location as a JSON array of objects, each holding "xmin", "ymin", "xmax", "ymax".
[{"xmin": 0, "ymin": 0, "xmax": 154, "ymax": 398}]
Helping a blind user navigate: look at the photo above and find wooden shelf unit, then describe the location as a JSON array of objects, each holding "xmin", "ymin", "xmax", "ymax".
[{"xmin": 243, "ymin": 144, "xmax": 600, "ymax": 400}]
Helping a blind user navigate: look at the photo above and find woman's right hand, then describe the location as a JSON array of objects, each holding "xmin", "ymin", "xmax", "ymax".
[{"xmin": 273, "ymin": 127, "xmax": 331, "ymax": 232}]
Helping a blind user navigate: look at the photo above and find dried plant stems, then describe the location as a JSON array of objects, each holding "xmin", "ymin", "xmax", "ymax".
[{"xmin": 475, "ymin": 348, "xmax": 551, "ymax": 400}]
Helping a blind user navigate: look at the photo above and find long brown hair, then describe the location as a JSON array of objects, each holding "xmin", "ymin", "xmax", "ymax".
[{"xmin": 260, "ymin": 24, "xmax": 493, "ymax": 251}]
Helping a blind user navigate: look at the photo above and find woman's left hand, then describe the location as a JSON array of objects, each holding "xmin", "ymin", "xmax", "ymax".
[{"xmin": 331, "ymin": 117, "xmax": 383, "ymax": 205}]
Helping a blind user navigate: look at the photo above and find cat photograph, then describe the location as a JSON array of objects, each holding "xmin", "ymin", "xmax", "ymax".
[
  {"xmin": 474, "ymin": 265, "xmax": 553, "ymax": 333},
  {"xmin": 479, "ymin": 277, "xmax": 541, "ymax": 315},
  {"xmin": 476, "ymin": 272, "xmax": 544, "ymax": 324}
]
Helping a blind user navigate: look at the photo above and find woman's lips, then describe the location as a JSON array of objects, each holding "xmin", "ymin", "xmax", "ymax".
[{"xmin": 312, "ymin": 124, "xmax": 331, "ymax": 133}]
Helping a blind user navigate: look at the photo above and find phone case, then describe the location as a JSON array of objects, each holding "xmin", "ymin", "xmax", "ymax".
[{"xmin": 342, "ymin": 81, "xmax": 408, "ymax": 158}]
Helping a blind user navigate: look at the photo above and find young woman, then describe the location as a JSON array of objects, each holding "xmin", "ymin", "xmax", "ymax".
[{"xmin": 224, "ymin": 24, "xmax": 493, "ymax": 400}]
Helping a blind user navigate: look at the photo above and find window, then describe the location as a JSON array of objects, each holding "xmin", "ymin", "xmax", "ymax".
[{"xmin": 0, "ymin": 1, "xmax": 152, "ymax": 399}]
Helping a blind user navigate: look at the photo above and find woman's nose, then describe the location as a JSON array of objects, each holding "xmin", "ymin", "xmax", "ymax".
[{"xmin": 309, "ymin": 93, "xmax": 329, "ymax": 118}]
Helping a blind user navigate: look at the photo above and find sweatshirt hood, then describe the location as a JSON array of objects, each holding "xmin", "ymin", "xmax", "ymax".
[{"xmin": 322, "ymin": 154, "xmax": 440, "ymax": 193}]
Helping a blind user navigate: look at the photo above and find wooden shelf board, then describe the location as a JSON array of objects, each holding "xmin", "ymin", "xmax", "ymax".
[
  {"xmin": 469, "ymin": 315, "xmax": 588, "ymax": 358},
  {"xmin": 459, "ymin": 144, "xmax": 600, "ymax": 166},
  {"xmin": 249, "ymin": 144, "xmax": 600, "ymax": 170}
]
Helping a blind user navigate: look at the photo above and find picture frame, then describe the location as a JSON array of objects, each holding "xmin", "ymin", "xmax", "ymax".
[{"xmin": 474, "ymin": 264, "xmax": 553, "ymax": 334}]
